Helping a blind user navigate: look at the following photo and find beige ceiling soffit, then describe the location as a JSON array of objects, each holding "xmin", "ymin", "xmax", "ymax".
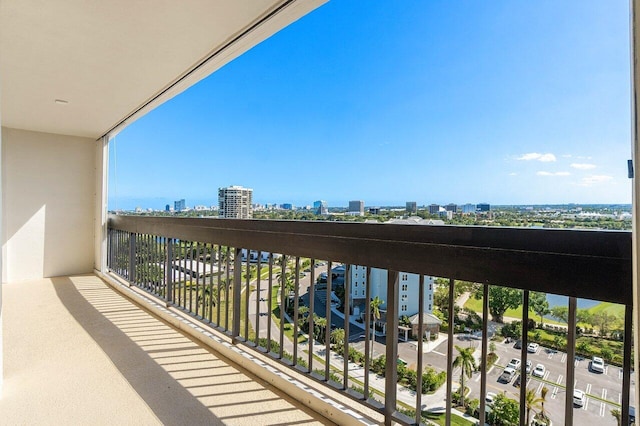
[{"xmin": 103, "ymin": 0, "xmax": 327, "ymax": 140}]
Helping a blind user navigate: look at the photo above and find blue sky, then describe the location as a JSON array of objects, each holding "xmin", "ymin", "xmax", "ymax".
[{"xmin": 109, "ymin": 1, "xmax": 632, "ymax": 210}]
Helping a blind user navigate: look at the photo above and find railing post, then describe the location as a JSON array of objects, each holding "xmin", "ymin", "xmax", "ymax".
[
  {"xmin": 520, "ymin": 290, "xmax": 529, "ymax": 426},
  {"xmin": 479, "ymin": 283, "xmax": 489, "ymax": 426},
  {"xmin": 384, "ymin": 270, "xmax": 399, "ymax": 426},
  {"xmin": 232, "ymin": 247, "xmax": 242, "ymax": 343},
  {"xmin": 564, "ymin": 297, "xmax": 577, "ymax": 425},
  {"xmin": 128, "ymin": 232, "xmax": 136, "ymax": 286},
  {"xmin": 165, "ymin": 238, "xmax": 173, "ymax": 304},
  {"xmin": 446, "ymin": 278, "xmax": 455, "ymax": 426}
]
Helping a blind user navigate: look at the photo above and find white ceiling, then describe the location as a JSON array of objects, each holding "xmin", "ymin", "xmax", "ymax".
[{"xmin": 0, "ymin": 0, "xmax": 325, "ymax": 139}]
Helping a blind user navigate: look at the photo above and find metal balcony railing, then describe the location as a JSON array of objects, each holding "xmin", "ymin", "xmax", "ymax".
[{"xmin": 107, "ymin": 214, "xmax": 632, "ymax": 426}]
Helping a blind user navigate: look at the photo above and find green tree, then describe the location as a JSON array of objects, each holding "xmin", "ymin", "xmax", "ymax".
[
  {"xmin": 553, "ymin": 335, "xmax": 565, "ymax": 351},
  {"xmin": 530, "ymin": 292, "xmax": 550, "ymax": 327},
  {"xmin": 550, "ymin": 306, "xmax": 568, "ymax": 323},
  {"xmin": 610, "ymin": 408, "xmax": 621, "ymax": 426},
  {"xmin": 314, "ymin": 315, "xmax": 327, "ymax": 343},
  {"xmin": 331, "ymin": 328, "xmax": 345, "ymax": 354},
  {"xmin": 600, "ymin": 346, "xmax": 614, "ymax": 362},
  {"xmin": 593, "ymin": 311, "xmax": 620, "ymax": 337},
  {"xmin": 475, "ymin": 286, "xmax": 522, "ymax": 323},
  {"xmin": 452, "ymin": 346, "xmax": 477, "ymax": 408},
  {"xmin": 369, "ymin": 296, "xmax": 383, "ymax": 362},
  {"xmin": 525, "ymin": 388, "xmax": 543, "ymax": 426},
  {"xmin": 532, "ymin": 387, "xmax": 550, "ymax": 425},
  {"xmin": 576, "ymin": 340, "xmax": 591, "ymax": 356},
  {"xmin": 487, "ymin": 393, "xmax": 519, "ymax": 426}
]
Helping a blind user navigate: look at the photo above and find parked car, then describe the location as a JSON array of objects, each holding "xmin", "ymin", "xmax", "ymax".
[
  {"xmin": 485, "ymin": 392, "xmax": 497, "ymax": 405},
  {"xmin": 499, "ymin": 367, "xmax": 517, "ymax": 383},
  {"xmin": 590, "ymin": 356, "xmax": 605, "ymax": 373},
  {"xmin": 526, "ymin": 360, "xmax": 532, "ymax": 374},
  {"xmin": 573, "ymin": 389, "xmax": 586, "ymax": 407},
  {"xmin": 507, "ymin": 358, "xmax": 521, "ymax": 370},
  {"xmin": 514, "ymin": 374, "xmax": 523, "ymax": 388},
  {"xmin": 533, "ymin": 363, "xmax": 546, "ymax": 378},
  {"xmin": 513, "ymin": 339, "xmax": 522, "ymax": 349},
  {"xmin": 527, "ymin": 342, "xmax": 539, "ymax": 353}
]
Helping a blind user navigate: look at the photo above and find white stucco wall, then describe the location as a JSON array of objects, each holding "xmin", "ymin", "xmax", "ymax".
[{"xmin": 1, "ymin": 127, "xmax": 96, "ymax": 282}]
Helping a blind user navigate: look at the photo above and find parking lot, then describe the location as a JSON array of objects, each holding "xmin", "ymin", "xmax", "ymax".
[{"xmin": 463, "ymin": 338, "xmax": 634, "ymax": 425}]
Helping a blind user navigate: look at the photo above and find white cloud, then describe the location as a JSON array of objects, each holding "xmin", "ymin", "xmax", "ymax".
[
  {"xmin": 570, "ymin": 163, "xmax": 596, "ymax": 170},
  {"xmin": 536, "ymin": 171, "xmax": 570, "ymax": 176},
  {"xmin": 516, "ymin": 152, "xmax": 557, "ymax": 162},
  {"xmin": 581, "ymin": 175, "xmax": 613, "ymax": 185},
  {"xmin": 509, "ymin": 172, "xmax": 518, "ymax": 176}
]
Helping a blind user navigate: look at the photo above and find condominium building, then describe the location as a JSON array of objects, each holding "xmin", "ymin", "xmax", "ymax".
[
  {"xmin": 350, "ymin": 266, "xmax": 434, "ymax": 319},
  {"xmin": 406, "ymin": 201, "xmax": 417, "ymax": 214},
  {"xmin": 218, "ymin": 186, "xmax": 253, "ymax": 219}
]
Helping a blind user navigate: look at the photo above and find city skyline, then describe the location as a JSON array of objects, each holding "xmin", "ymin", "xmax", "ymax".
[{"xmin": 108, "ymin": 1, "xmax": 631, "ymax": 211}]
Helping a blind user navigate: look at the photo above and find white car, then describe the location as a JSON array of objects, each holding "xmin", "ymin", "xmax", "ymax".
[
  {"xmin": 485, "ymin": 392, "xmax": 497, "ymax": 405},
  {"xmin": 590, "ymin": 356, "xmax": 605, "ymax": 373},
  {"xmin": 532, "ymin": 363, "xmax": 546, "ymax": 377},
  {"xmin": 527, "ymin": 342, "xmax": 539, "ymax": 353},
  {"xmin": 499, "ymin": 367, "xmax": 517, "ymax": 383},
  {"xmin": 526, "ymin": 360, "xmax": 532, "ymax": 374},
  {"xmin": 507, "ymin": 358, "xmax": 521, "ymax": 370},
  {"xmin": 573, "ymin": 389, "xmax": 586, "ymax": 407}
]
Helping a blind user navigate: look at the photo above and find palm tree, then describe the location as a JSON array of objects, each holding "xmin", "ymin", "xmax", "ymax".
[
  {"xmin": 533, "ymin": 386, "xmax": 549, "ymax": 425},
  {"xmin": 452, "ymin": 346, "xmax": 477, "ymax": 407},
  {"xmin": 525, "ymin": 388, "xmax": 543, "ymax": 425},
  {"xmin": 610, "ymin": 408, "xmax": 621, "ymax": 426},
  {"xmin": 331, "ymin": 327, "xmax": 345, "ymax": 354},
  {"xmin": 369, "ymin": 296, "xmax": 383, "ymax": 363}
]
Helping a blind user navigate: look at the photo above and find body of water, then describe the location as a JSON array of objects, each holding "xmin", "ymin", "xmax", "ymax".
[{"xmin": 542, "ymin": 294, "xmax": 601, "ymax": 323}]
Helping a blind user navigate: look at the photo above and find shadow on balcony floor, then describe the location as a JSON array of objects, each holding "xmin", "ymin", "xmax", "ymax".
[{"xmin": 1, "ymin": 274, "xmax": 332, "ymax": 425}]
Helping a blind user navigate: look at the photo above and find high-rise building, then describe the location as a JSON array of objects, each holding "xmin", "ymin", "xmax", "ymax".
[
  {"xmin": 218, "ymin": 186, "xmax": 253, "ymax": 218},
  {"xmin": 406, "ymin": 201, "xmax": 417, "ymax": 214},
  {"xmin": 461, "ymin": 203, "xmax": 476, "ymax": 214},
  {"xmin": 174, "ymin": 199, "xmax": 186, "ymax": 211},
  {"xmin": 313, "ymin": 200, "xmax": 328, "ymax": 215},
  {"xmin": 477, "ymin": 203, "xmax": 491, "ymax": 212},
  {"xmin": 165, "ymin": 204, "xmax": 170, "ymax": 212},
  {"xmin": 428, "ymin": 204, "xmax": 440, "ymax": 215},
  {"xmin": 445, "ymin": 203, "xmax": 458, "ymax": 213},
  {"xmin": 348, "ymin": 200, "xmax": 364, "ymax": 216}
]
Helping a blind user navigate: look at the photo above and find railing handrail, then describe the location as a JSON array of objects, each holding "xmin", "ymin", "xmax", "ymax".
[{"xmin": 108, "ymin": 214, "xmax": 632, "ymax": 305}]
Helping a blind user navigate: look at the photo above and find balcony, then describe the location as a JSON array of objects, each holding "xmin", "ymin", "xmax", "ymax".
[
  {"xmin": 0, "ymin": 274, "xmax": 340, "ymax": 425},
  {"xmin": 104, "ymin": 214, "xmax": 633, "ymax": 425},
  {"xmin": 1, "ymin": 2, "xmax": 638, "ymax": 425}
]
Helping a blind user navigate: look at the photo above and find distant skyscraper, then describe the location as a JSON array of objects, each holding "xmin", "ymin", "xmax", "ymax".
[
  {"xmin": 462, "ymin": 203, "xmax": 476, "ymax": 214},
  {"xmin": 313, "ymin": 200, "xmax": 328, "ymax": 215},
  {"xmin": 348, "ymin": 200, "xmax": 364, "ymax": 216},
  {"xmin": 174, "ymin": 199, "xmax": 186, "ymax": 211},
  {"xmin": 445, "ymin": 203, "xmax": 458, "ymax": 213},
  {"xmin": 281, "ymin": 203, "xmax": 293, "ymax": 210},
  {"xmin": 165, "ymin": 204, "xmax": 170, "ymax": 212},
  {"xmin": 428, "ymin": 204, "xmax": 440, "ymax": 215},
  {"xmin": 218, "ymin": 186, "xmax": 253, "ymax": 218},
  {"xmin": 406, "ymin": 201, "xmax": 417, "ymax": 214},
  {"xmin": 477, "ymin": 203, "xmax": 491, "ymax": 212}
]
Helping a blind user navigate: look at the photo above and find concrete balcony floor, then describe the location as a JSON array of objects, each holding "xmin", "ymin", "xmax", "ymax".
[{"xmin": 1, "ymin": 275, "xmax": 332, "ymax": 425}]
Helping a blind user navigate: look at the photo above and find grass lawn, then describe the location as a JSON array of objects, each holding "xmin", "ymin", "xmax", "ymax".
[
  {"xmin": 586, "ymin": 301, "xmax": 624, "ymax": 317},
  {"xmin": 423, "ymin": 411, "xmax": 475, "ymax": 426},
  {"xmin": 463, "ymin": 297, "xmax": 567, "ymax": 326}
]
